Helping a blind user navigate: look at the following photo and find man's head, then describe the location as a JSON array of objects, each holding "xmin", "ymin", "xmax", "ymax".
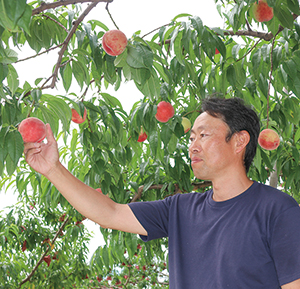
[{"xmin": 201, "ymin": 97, "xmax": 260, "ymax": 173}]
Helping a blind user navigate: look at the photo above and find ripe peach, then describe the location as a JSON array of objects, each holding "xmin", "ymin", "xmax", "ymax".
[
  {"xmin": 137, "ymin": 127, "xmax": 147, "ymax": 142},
  {"xmin": 155, "ymin": 101, "xmax": 174, "ymax": 123},
  {"xmin": 258, "ymin": 128, "xmax": 280, "ymax": 150},
  {"xmin": 215, "ymin": 48, "xmax": 220, "ymax": 55},
  {"xmin": 102, "ymin": 30, "xmax": 128, "ymax": 56},
  {"xmin": 253, "ymin": 0, "xmax": 274, "ymax": 22},
  {"xmin": 71, "ymin": 108, "xmax": 87, "ymax": 124},
  {"xmin": 18, "ymin": 117, "xmax": 46, "ymax": 143},
  {"xmin": 181, "ymin": 117, "xmax": 191, "ymax": 133}
]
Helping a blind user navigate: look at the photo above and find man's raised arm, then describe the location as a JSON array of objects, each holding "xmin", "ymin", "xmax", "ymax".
[{"xmin": 24, "ymin": 123, "xmax": 147, "ymax": 236}]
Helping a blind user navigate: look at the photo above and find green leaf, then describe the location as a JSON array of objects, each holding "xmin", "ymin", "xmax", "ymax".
[
  {"xmin": 282, "ymin": 59, "xmax": 297, "ymax": 80},
  {"xmin": 60, "ymin": 62, "xmax": 72, "ymax": 92},
  {"xmin": 7, "ymin": 64, "xmax": 19, "ymax": 96},
  {"xmin": 172, "ymin": 13, "xmax": 192, "ymax": 21},
  {"xmin": 174, "ymin": 30, "xmax": 185, "ymax": 65},
  {"xmin": 190, "ymin": 15, "xmax": 204, "ymax": 36},
  {"xmin": 5, "ymin": 154, "xmax": 16, "ymax": 176},
  {"xmin": 72, "ymin": 60, "xmax": 89, "ymax": 89},
  {"xmin": 294, "ymin": 127, "xmax": 300, "ymax": 143},
  {"xmin": 274, "ymin": 3, "xmax": 294, "ymax": 30},
  {"xmin": 114, "ymin": 49, "xmax": 128, "ymax": 67},
  {"xmin": 0, "ymin": 63, "xmax": 8, "ymax": 83},
  {"xmin": 0, "ymin": 48, "xmax": 18, "ymax": 64},
  {"xmin": 127, "ymin": 44, "xmax": 153, "ymax": 69},
  {"xmin": 101, "ymin": 92, "xmax": 123, "ymax": 108},
  {"xmin": 16, "ymin": 4, "xmax": 32, "ymax": 35},
  {"xmin": 31, "ymin": 88, "xmax": 42, "ymax": 103},
  {"xmin": 5, "ymin": 130, "xmax": 23, "ymax": 166},
  {"xmin": 287, "ymin": 0, "xmax": 300, "ymax": 15},
  {"xmin": 0, "ymin": 0, "xmax": 27, "ymax": 31},
  {"xmin": 226, "ymin": 64, "xmax": 236, "ymax": 87}
]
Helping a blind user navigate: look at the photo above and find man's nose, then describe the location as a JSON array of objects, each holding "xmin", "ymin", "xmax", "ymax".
[{"xmin": 189, "ymin": 142, "xmax": 200, "ymax": 154}]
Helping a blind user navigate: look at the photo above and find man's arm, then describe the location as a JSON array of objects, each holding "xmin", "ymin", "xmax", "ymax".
[
  {"xmin": 24, "ymin": 124, "xmax": 147, "ymax": 236},
  {"xmin": 282, "ymin": 278, "xmax": 300, "ymax": 289}
]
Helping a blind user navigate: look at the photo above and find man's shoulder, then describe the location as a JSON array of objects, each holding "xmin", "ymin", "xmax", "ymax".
[{"xmin": 252, "ymin": 181, "xmax": 298, "ymax": 208}]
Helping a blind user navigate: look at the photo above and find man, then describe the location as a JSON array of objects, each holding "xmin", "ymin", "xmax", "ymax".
[{"xmin": 24, "ymin": 97, "xmax": 300, "ymax": 288}]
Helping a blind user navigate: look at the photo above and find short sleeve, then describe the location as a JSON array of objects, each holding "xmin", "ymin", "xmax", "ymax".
[
  {"xmin": 128, "ymin": 198, "xmax": 171, "ymax": 241},
  {"xmin": 270, "ymin": 205, "xmax": 300, "ymax": 286}
]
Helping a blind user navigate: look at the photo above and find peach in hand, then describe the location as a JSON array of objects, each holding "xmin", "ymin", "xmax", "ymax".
[{"xmin": 18, "ymin": 117, "xmax": 46, "ymax": 143}]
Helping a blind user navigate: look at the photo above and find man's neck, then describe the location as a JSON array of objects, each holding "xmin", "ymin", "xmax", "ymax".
[{"xmin": 211, "ymin": 174, "xmax": 253, "ymax": 202}]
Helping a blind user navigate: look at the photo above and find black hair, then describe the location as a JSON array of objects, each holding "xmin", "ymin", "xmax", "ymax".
[{"xmin": 201, "ymin": 97, "xmax": 260, "ymax": 173}]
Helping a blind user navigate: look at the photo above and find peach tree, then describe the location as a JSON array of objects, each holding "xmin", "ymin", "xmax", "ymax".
[{"xmin": 1, "ymin": 0, "xmax": 300, "ymax": 288}]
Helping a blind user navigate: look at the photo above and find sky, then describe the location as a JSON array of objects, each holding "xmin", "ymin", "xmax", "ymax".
[{"xmin": 1, "ymin": 0, "xmax": 223, "ymax": 260}]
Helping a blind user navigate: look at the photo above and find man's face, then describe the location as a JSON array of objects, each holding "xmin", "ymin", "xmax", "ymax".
[{"xmin": 189, "ymin": 112, "xmax": 237, "ymax": 181}]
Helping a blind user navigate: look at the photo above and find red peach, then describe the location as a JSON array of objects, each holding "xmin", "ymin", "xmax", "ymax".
[
  {"xmin": 137, "ymin": 127, "xmax": 147, "ymax": 142},
  {"xmin": 258, "ymin": 128, "xmax": 280, "ymax": 150},
  {"xmin": 102, "ymin": 30, "xmax": 128, "ymax": 56},
  {"xmin": 71, "ymin": 108, "xmax": 87, "ymax": 124},
  {"xmin": 155, "ymin": 101, "xmax": 174, "ymax": 123},
  {"xmin": 253, "ymin": 0, "xmax": 273, "ymax": 22},
  {"xmin": 18, "ymin": 117, "xmax": 46, "ymax": 143}
]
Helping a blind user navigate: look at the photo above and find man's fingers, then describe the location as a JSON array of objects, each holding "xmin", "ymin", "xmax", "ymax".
[
  {"xmin": 45, "ymin": 123, "xmax": 56, "ymax": 143},
  {"xmin": 24, "ymin": 143, "xmax": 41, "ymax": 158}
]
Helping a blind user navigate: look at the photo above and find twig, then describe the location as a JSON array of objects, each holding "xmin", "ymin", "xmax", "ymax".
[
  {"xmin": 18, "ymin": 216, "xmax": 70, "ymax": 288},
  {"xmin": 41, "ymin": 13, "xmax": 69, "ymax": 32},
  {"xmin": 105, "ymin": 2, "xmax": 119, "ymax": 30},
  {"xmin": 32, "ymin": 0, "xmax": 113, "ymax": 16},
  {"xmin": 41, "ymin": 1, "xmax": 100, "ymax": 89},
  {"xmin": 236, "ymin": 38, "xmax": 261, "ymax": 62},
  {"xmin": 15, "ymin": 43, "xmax": 64, "ymax": 63},
  {"xmin": 266, "ymin": 30, "xmax": 280, "ymax": 128},
  {"xmin": 142, "ymin": 22, "xmax": 172, "ymax": 39}
]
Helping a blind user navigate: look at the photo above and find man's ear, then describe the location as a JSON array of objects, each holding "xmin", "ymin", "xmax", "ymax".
[{"xmin": 235, "ymin": 130, "xmax": 250, "ymax": 154}]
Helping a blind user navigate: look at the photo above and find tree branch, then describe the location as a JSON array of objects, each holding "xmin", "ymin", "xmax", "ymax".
[
  {"xmin": 129, "ymin": 181, "xmax": 212, "ymax": 203},
  {"xmin": 41, "ymin": 1, "xmax": 100, "ymax": 89},
  {"xmin": 18, "ymin": 216, "xmax": 70, "ymax": 288},
  {"xmin": 32, "ymin": 0, "xmax": 113, "ymax": 16}
]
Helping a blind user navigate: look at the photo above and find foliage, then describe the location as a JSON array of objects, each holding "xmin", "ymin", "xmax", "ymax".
[{"xmin": 0, "ymin": 0, "xmax": 300, "ymax": 287}]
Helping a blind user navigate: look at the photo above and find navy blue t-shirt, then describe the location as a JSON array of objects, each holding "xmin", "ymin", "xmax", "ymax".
[{"xmin": 128, "ymin": 181, "xmax": 300, "ymax": 288}]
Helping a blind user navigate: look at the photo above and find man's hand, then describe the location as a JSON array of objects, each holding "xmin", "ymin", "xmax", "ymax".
[{"xmin": 23, "ymin": 123, "xmax": 60, "ymax": 177}]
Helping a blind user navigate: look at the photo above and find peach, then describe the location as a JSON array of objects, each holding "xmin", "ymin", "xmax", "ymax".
[
  {"xmin": 258, "ymin": 128, "xmax": 280, "ymax": 150},
  {"xmin": 71, "ymin": 108, "xmax": 87, "ymax": 124},
  {"xmin": 155, "ymin": 101, "xmax": 174, "ymax": 123},
  {"xmin": 137, "ymin": 127, "xmax": 147, "ymax": 142},
  {"xmin": 253, "ymin": 0, "xmax": 273, "ymax": 22},
  {"xmin": 102, "ymin": 30, "xmax": 128, "ymax": 56},
  {"xmin": 18, "ymin": 117, "xmax": 46, "ymax": 143},
  {"xmin": 181, "ymin": 117, "xmax": 192, "ymax": 133}
]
